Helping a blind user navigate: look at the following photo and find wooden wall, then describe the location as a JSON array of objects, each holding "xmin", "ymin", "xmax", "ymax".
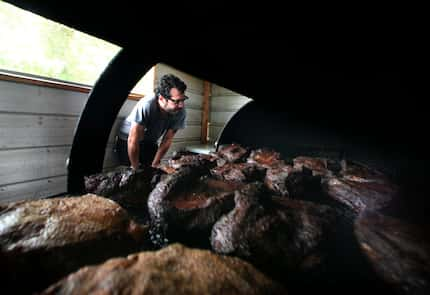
[{"xmin": 209, "ymin": 84, "xmax": 252, "ymax": 144}]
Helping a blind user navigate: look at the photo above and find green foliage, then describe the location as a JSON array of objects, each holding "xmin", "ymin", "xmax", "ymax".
[{"xmin": 0, "ymin": 1, "xmax": 121, "ymax": 86}]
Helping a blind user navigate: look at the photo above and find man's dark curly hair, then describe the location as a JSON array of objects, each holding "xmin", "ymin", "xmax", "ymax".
[{"xmin": 155, "ymin": 74, "xmax": 187, "ymax": 99}]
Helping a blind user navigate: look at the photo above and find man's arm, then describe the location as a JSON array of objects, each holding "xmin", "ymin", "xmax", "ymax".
[
  {"xmin": 128, "ymin": 123, "xmax": 145, "ymax": 170},
  {"xmin": 152, "ymin": 129, "xmax": 177, "ymax": 167}
]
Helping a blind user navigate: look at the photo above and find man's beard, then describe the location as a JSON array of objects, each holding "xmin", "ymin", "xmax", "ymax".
[{"xmin": 167, "ymin": 108, "xmax": 180, "ymax": 114}]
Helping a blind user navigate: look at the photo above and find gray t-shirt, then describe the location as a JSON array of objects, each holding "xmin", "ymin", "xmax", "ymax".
[{"xmin": 118, "ymin": 95, "xmax": 186, "ymax": 144}]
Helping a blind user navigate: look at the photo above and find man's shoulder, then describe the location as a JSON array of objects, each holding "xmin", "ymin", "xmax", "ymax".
[
  {"xmin": 135, "ymin": 94, "xmax": 157, "ymax": 111},
  {"xmin": 137, "ymin": 94, "xmax": 156, "ymax": 106}
]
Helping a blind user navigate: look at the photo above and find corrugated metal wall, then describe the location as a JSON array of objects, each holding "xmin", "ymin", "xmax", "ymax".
[
  {"xmin": 209, "ymin": 84, "xmax": 252, "ymax": 144},
  {"xmin": 0, "ymin": 79, "xmax": 82, "ymax": 202},
  {"xmin": 0, "ymin": 78, "xmax": 138, "ymax": 203},
  {"xmin": 0, "ymin": 64, "xmax": 208, "ymax": 203}
]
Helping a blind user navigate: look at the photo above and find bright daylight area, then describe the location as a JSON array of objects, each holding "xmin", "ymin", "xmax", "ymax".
[{"xmin": 0, "ymin": 1, "xmax": 147, "ymax": 94}]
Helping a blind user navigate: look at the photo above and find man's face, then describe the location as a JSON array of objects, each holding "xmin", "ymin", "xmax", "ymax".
[{"xmin": 160, "ymin": 87, "xmax": 187, "ymax": 114}]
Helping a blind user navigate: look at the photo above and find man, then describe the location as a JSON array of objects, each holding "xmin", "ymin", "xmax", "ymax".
[{"xmin": 116, "ymin": 74, "xmax": 187, "ymax": 170}]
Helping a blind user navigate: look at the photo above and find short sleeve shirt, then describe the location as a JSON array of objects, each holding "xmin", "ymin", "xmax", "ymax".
[{"xmin": 118, "ymin": 95, "xmax": 186, "ymax": 143}]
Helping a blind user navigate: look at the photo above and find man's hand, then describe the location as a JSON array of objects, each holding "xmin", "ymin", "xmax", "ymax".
[{"xmin": 151, "ymin": 129, "xmax": 176, "ymax": 168}]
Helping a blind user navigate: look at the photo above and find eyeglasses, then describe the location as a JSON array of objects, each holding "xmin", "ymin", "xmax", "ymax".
[{"xmin": 167, "ymin": 96, "xmax": 188, "ymax": 105}]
